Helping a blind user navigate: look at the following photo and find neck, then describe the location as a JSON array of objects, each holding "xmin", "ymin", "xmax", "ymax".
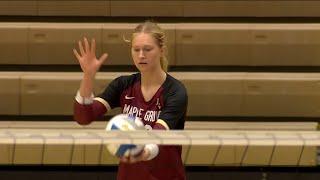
[{"xmin": 140, "ymin": 68, "xmax": 166, "ymax": 87}]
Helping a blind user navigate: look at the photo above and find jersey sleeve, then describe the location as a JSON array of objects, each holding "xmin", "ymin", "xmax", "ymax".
[
  {"xmin": 96, "ymin": 76, "xmax": 125, "ymax": 109},
  {"xmin": 157, "ymin": 84, "xmax": 188, "ymax": 130},
  {"xmin": 73, "ymin": 100, "xmax": 107, "ymax": 125},
  {"xmin": 73, "ymin": 77, "xmax": 124, "ymax": 125}
]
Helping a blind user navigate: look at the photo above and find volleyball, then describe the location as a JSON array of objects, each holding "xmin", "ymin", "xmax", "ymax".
[{"xmin": 105, "ymin": 114, "xmax": 145, "ymax": 157}]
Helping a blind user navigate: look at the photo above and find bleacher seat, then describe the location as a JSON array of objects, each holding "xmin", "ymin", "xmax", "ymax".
[
  {"xmin": 29, "ymin": 23, "xmax": 102, "ymax": 65},
  {"xmin": 1, "ymin": 1, "xmax": 320, "ymax": 17},
  {"xmin": 1, "ymin": 23, "xmax": 320, "ymax": 66},
  {"xmin": 38, "ymin": 1, "xmax": 110, "ymax": 16},
  {"xmin": 0, "ymin": 72, "xmax": 20, "ymax": 115},
  {"xmin": 110, "ymin": 1, "xmax": 183, "ymax": 17},
  {"xmin": 176, "ymin": 23, "xmax": 250, "ymax": 66},
  {"xmin": 0, "ymin": 1, "xmax": 37, "ymax": 16},
  {"xmin": 1, "ymin": 72, "xmax": 319, "ymax": 117},
  {"xmin": 0, "ymin": 23, "xmax": 28, "ymax": 64}
]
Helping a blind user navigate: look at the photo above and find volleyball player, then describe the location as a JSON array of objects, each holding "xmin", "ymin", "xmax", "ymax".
[{"xmin": 73, "ymin": 21, "xmax": 188, "ymax": 180}]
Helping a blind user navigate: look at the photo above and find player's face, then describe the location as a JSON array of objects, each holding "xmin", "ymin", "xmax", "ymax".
[{"xmin": 131, "ymin": 33, "xmax": 163, "ymax": 72}]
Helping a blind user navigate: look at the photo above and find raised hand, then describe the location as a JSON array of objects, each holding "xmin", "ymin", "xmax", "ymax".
[{"xmin": 73, "ymin": 37, "xmax": 108, "ymax": 78}]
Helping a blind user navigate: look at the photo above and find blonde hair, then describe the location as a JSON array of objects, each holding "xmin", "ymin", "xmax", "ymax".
[{"xmin": 127, "ymin": 21, "xmax": 169, "ymax": 72}]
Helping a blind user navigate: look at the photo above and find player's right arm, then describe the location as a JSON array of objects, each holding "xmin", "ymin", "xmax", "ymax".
[{"xmin": 73, "ymin": 37, "xmax": 109, "ymax": 125}]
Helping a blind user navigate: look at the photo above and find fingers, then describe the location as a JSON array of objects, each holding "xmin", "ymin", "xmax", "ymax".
[
  {"xmin": 98, "ymin": 53, "xmax": 108, "ymax": 66},
  {"xmin": 78, "ymin": 37, "xmax": 95, "ymax": 57},
  {"xmin": 73, "ymin": 49, "xmax": 81, "ymax": 61},
  {"xmin": 120, "ymin": 156, "xmax": 131, "ymax": 163},
  {"xmin": 119, "ymin": 149, "xmax": 149, "ymax": 164},
  {"xmin": 91, "ymin": 38, "xmax": 96, "ymax": 55},
  {"xmin": 128, "ymin": 156, "xmax": 141, "ymax": 163},
  {"xmin": 75, "ymin": 37, "xmax": 107, "ymax": 66},
  {"xmin": 78, "ymin": 40, "xmax": 85, "ymax": 56},
  {"xmin": 84, "ymin": 37, "xmax": 90, "ymax": 54},
  {"xmin": 120, "ymin": 156, "xmax": 139, "ymax": 164}
]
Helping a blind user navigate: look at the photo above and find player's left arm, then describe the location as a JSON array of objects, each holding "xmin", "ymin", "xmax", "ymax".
[
  {"xmin": 155, "ymin": 85, "xmax": 188, "ymax": 130},
  {"xmin": 144, "ymin": 85, "xmax": 188, "ymax": 161}
]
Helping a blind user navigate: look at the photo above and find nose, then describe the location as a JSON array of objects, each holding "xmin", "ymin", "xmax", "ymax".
[{"xmin": 138, "ymin": 50, "xmax": 145, "ymax": 58}]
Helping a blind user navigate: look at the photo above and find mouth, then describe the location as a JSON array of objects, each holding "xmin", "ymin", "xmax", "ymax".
[{"xmin": 139, "ymin": 62, "xmax": 147, "ymax": 65}]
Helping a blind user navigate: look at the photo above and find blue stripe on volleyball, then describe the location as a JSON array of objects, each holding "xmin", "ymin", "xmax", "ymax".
[
  {"xmin": 111, "ymin": 124, "xmax": 119, "ymax": 130},
  {"xmin": 116, "ymin": 144, "xmax": 137, "ymax": 157},
  {"xmin": 127, "ymin": 114, "xmax": 136, "ymax": 121}
]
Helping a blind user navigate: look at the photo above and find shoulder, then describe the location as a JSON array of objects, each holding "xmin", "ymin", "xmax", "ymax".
[
  {"xmin": 163, "ymin": 74, "xmax": 187, "ymax": 99},
  {"xmin": 164, "ymin": 74, "xmax": 187, "ymax": 93},
  {"xmin": 111, "ymin": 73, "xmax": 140, "ymax": 88}
]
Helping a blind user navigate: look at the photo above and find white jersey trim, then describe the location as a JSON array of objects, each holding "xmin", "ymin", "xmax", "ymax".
[
  {"xmin": 156, "ymin": 119, "xmax": 170, "ymax": 130},
  {"xmin": 94, "ymin": 97, "xmax": 111, "ymax": 111},
  {"xmin": 75, "ymin": 90, "xmax": 94, "ymax": 105}
]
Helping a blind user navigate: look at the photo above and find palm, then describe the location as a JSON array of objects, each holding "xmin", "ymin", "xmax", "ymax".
[{"xmin": 73, "ymin": 37, "xmax": 108, "ymax": 77}]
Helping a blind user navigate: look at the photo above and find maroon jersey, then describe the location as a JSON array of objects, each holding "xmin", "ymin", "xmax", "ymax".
[
  {"xmin": 74, "ymin": 73, "xmax": 188, "ymax": 180},
  {"xmin": 97, "ymin": 73, "xmax": 187, "ymax": 180},
  {"xmin": 99, "ymin": 73, "xmax": 187, "ymax": 130}
]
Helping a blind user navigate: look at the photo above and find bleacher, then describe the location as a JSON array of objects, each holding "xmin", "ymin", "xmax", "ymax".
[
  {"xmin": 1, "ymin": 71, "xmax": 320, "ymax": 117},
  {"xmin": 0, "ymin": 1, "xmax": 320, "ymax": 180}
]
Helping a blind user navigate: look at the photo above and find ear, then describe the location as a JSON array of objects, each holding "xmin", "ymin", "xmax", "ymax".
[{"xmin": 160, "ymin": 46, "xmax": 164, "ymax": 57}]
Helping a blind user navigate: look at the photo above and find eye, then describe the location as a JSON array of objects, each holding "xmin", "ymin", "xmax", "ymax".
[
  {"xmin": 144, "ymin": 47, "xmax": 153, "ymax": 52},
  {"xmin": 133, "ymin": 48, "xmax": 140, "ymax": 52}
]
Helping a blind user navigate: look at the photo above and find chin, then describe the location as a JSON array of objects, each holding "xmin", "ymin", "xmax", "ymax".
[
  {"xmin": 136, "ymin": 64, "xmax": 158, "ymax": 73},
  {"xmin": 136, "ymin": 66, "xmax": 147, "ymax": 72},
  {"xmin": 139, "ymin": 68, "xmax": 155, "ymax": 74}
]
